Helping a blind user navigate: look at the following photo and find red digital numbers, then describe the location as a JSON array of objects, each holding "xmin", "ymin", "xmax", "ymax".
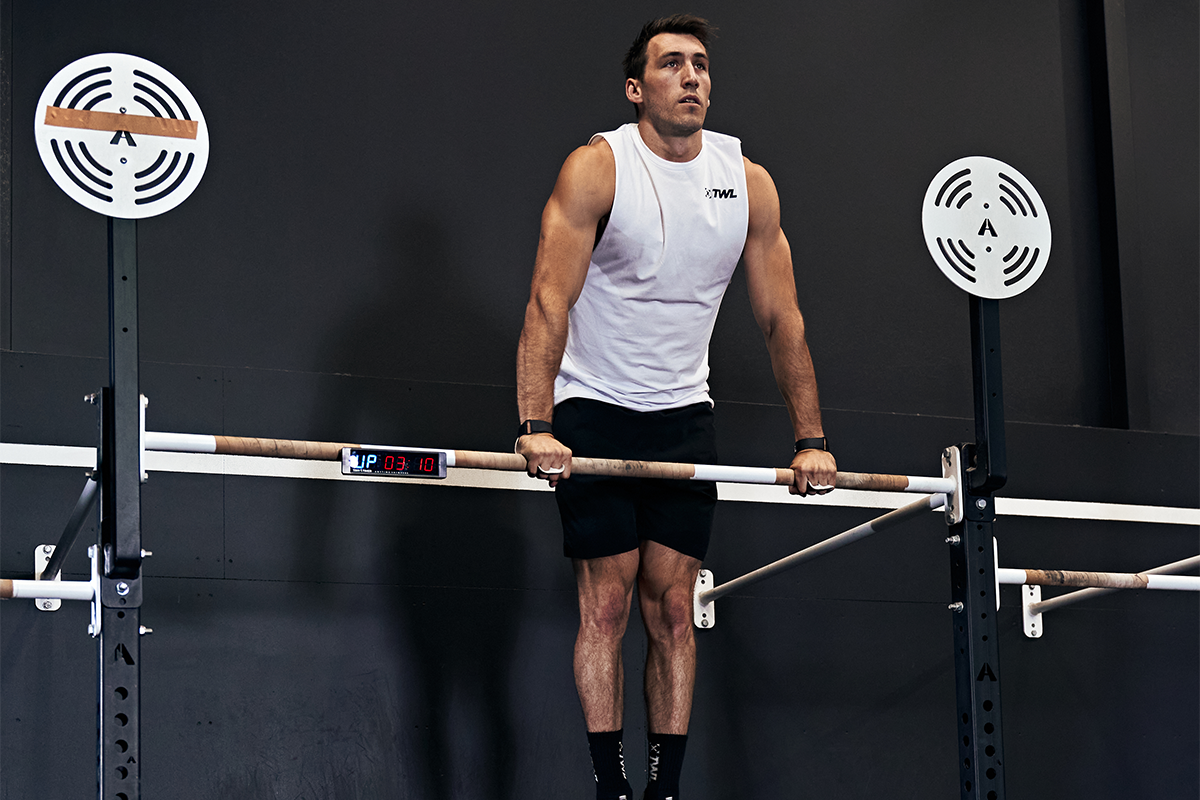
[{"xmin": 356, "ymin": 450, "xmax": 439, "ymax": 476}]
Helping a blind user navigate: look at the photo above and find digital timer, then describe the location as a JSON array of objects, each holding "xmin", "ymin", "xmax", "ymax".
[{"xmin": 341, "ymin": 447, "xmax": 447, "ymax": 479}]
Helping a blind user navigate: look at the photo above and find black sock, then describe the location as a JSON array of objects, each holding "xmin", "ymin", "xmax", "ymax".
[
  {"xmin": 643, "ymin": 732, "xmax": 687, "ymax": 800},
  {"xmin": 587, "ymin": 729, "xmax": 633, "ymax": 799}
]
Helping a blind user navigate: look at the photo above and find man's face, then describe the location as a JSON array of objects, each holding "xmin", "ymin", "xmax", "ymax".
[{"xmin": 626, "ymin": 32, "xmax": 710, "ymax": 137}]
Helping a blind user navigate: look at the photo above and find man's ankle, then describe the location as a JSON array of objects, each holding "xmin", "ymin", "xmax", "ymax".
[{"xmin": 588, "ymin": 729, "xmax": 634, "ymax": 799}]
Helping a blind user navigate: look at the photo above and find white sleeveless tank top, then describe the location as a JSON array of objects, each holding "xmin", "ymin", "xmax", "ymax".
[{"xmin": 554, "ymin": 123, "xmax": 750, "ymax": 411}]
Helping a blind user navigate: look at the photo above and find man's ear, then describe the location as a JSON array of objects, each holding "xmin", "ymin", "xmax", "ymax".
[{"xmin": 625, "ymin": 77, "xmax": 643, "ymax": 106}]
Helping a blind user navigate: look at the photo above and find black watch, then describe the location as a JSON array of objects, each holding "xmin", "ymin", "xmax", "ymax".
[
  {"xmin": 794, "ymin": 436, "xmax": 828, "ymax": 454},
  {"xmin": 518, "ymin": 419, "xmax": 554, "ymax": 437}
]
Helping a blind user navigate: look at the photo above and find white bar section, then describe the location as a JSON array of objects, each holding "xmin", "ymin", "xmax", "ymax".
[
  {"xmin": 1147, "ymin": 575, "xmax": 1200, "ymax": 591},
  {"xmin": 994, "ymin": 496, "xmax": 1199, "ymax": 526},
  {"xmin": 3, "ymin": 442, "xmax": 1197, "ymax": 524},
  {"xmin": 0, "ymin": 443, "xmax": 95, "ymax": 468},
  {"xmin": 143, "ymin": 431, "xmax": 217, "ymax": 453},
  {"xmin": 692, "ymin": 463, "xmax": 780, "ymax": 484},
  {"xmin": 905, "ymin": 475, "xmax": 957, "ymax": 494},
  {"xmin": 997, "ymin": 568, "xmax": 1029, "ymax": 585},
  {"xmin": 4, "ymin": 579, "xmax": 94, "ymax": 602}
]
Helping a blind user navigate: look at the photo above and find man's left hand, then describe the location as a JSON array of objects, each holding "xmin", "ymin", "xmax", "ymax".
[{"xmin": 789, "ymin": 449, "xmax": 836, "ymax": 496}]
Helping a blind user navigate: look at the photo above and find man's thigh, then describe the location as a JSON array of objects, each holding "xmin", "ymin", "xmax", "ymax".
[{"xmin": 555, "ymin": 398, "xmax": 718, "ymax": 560}]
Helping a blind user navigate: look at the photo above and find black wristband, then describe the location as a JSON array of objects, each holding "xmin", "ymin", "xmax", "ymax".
[
  {"xmin": 518, "ymin": 419, "xmax": 554, "ymax": 437},
  {"xmin": 795, "ymin": 436, "xmax": 828, "ymax": 454}
]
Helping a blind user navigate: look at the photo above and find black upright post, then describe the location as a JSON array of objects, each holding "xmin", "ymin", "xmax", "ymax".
[
  {"xmin": 98, "ymin": 217, "xmax": 142, "ymax": 800},
  {"xmin": 948, "ymin": 296, "xmax": 1007, "ymax": 800}
]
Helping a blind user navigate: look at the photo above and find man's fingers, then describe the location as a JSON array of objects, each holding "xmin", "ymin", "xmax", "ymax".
[
  {"xmin": 788, "ymin": 470, "xmax": 835, "ymax": 496},
  {"xmin": 516, "ymin": 434, "xmax": 572, "ymax": 482}
]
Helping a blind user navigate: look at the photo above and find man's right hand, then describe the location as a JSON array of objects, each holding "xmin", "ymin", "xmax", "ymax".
[{"xmin": 515, "ymin": 433, "xmax": 573, "ymax": 487}]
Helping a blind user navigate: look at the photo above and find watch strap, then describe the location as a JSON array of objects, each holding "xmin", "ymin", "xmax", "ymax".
[
  {"xmin": 518, "ymin": 419, "xmax": 554, "ymax": 437},
  {"xmin": 794, "ymin": 436, "xmax": 828, "ymax": 454}
]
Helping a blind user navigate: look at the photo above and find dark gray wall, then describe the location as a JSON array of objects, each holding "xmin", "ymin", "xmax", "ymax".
[{"xmin": 2, "ymin": 1, "xmax": 1197, "ymax": 798}]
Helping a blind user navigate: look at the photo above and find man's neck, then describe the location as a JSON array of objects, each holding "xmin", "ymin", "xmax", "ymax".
[{"xmin": 636, "ymin": 118, "xmax": 703, "ymax": 162}]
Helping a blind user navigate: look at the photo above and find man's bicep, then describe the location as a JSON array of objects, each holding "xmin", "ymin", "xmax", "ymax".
[
  {"xmin": 742, "ymin": 163, "xmax": 800, "ymax": 330},
  {"xmin": 744, "ymin": 226, "xmax": 800, "ymax": 332}
]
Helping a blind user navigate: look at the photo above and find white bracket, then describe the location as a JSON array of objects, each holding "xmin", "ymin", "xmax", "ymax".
[
  {"xmin": 34, "ymin": 545, "xmax": 61, "ymax": 612},
  {"xmin": 140, "ymin": 394, "xmax": 149, "ymax": 483},
  {"xmin": 942, "ymin": 446, "xmax": 964, "ymax": 525},
  {"xmin": 993, "ymin": 537, "xmax": 1001, "ymax": 612},
  {"xmin": 1021, "ymin": 584, "xmax": 1044, "ymax": 638},
  {"xmin": 693, "ymin": 569, "xmax": 715, "ymax": 629},
  {"xmin": 88, "ymin": 545, "xmax": 102, "ymax": 638}
]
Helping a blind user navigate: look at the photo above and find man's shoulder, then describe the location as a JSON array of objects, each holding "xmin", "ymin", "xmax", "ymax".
[
  {"xmin": 549, "ymin": 137, "xmax": 616, "ymax": 218},
  {"xmin": 557, "ymin": 138, "xmax": 615, "ymax": 194},
  {"xmin": 742, "ymin": 155, "xmax": 770, "ymax": 184},
  {"xmin": 570, "ymin": 135, "xmax": 615, "ymax": 168}
]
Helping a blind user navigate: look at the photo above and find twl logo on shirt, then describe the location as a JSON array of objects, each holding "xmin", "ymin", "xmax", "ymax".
[{"xmin": 704, "ymin": 187, "xmax": 737, "ymax": 199}]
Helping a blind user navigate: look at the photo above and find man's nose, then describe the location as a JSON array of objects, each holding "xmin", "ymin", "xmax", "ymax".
[{"xmin": 681, "ymin": 63, "xmax": 699, "ymax": 86}]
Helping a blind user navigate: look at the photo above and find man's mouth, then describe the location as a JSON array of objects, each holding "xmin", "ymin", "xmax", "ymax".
[{"xmin": 681, "ymin": 96, "xmax": 701, "ymax": 105}]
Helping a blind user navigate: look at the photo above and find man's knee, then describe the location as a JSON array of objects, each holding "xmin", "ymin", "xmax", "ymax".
[
  {"xmin": 580, "ymin": 585, "xmax": 634, "ymax": 640},
  {"xmin": 641, "ymin": 586, "xmax": 695, "ymax": 644}
]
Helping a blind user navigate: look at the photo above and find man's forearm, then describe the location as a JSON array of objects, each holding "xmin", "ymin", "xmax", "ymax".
[
  {"xmin": 516, "ymin": 300, "xmax": 568, "ymax": 423},
  {"xmin": 764, "ymin": 314, "xmax": 825, "ymax": 440}
]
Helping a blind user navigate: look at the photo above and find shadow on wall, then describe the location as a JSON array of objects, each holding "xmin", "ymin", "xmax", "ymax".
[{"xmin": 289, "ymin": 210, "xmax": 525, "ymax": 797}]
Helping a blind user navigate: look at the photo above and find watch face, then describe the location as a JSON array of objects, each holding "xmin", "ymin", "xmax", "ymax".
[
  {"xmin": 35, "ymin": 53, "xmax": 209, "ymax": 219},
  {"xmin": 922, "ymin": 156, "xmax": 1051, "ymax": 300}
]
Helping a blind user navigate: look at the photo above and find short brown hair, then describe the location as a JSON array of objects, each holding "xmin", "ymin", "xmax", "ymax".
[{"xmin": 622, "ymin": 14, "xmax": 716, "ymax": 81}]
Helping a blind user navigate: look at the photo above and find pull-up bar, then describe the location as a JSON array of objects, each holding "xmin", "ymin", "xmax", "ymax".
[
  {"xmin": 143, "ymin": 431, "xmax": 957, "ymax": 494},
  {"xmin": 6, "ymin": 431, "xmax": 959, "ymax": 613}
]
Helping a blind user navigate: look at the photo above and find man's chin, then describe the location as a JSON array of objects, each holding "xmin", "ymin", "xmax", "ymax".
[{"xmin": 659, "ymin": 116, "xmax": 705, "ymax": 138}]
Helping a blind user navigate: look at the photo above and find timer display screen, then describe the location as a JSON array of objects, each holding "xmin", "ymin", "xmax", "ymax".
[{"xmin": 341, "ymin": 448, "xmax": 447, "ymax": 479}]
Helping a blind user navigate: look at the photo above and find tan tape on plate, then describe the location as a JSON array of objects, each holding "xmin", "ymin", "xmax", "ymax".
[{"xmin": 44, "ymin": 106, "xmax": 199, "ymax": 139}]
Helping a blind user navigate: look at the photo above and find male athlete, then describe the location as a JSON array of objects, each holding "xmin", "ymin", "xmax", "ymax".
[{"xmin": 515, "ymin": 15, "xmax": 836, "ymax": 800}]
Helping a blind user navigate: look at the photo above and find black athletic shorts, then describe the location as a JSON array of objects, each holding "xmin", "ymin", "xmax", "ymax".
[{"xmin": 553, "ymin": 397, "xmax": 718, "ymax": 561}]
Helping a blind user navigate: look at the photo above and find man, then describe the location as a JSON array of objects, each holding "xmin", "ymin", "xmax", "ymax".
[{"xmin": 515, "ymin": 15, "xmax": 836, "ymax": 800}]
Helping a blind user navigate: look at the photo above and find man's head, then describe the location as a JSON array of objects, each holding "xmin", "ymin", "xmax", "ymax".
[
  {"xmin": 622, "ymin": 15, "xmax": 715, "ymax": 82},
  {"xmin": 622, "ymin": 15, "xmax": 716, "ymax": 133}
]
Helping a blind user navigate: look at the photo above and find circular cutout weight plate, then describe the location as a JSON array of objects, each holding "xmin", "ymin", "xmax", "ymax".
[
  {"xmin": 34, "ymin": 53, "xmax": 209, "ymax": 219},
  {"xmin": 922, "ymin": 156, "xmax": 1050, "ymax": 299}
]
